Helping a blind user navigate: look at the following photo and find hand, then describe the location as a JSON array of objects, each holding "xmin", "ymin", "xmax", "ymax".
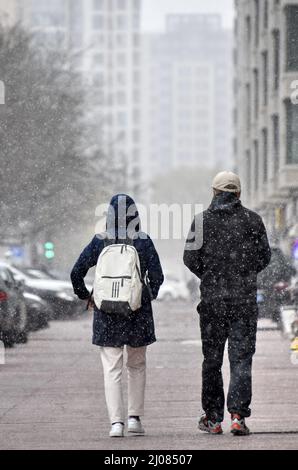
[{"xmin": 87, "ymin": 296, "xmax": 95, "ymax": 310}]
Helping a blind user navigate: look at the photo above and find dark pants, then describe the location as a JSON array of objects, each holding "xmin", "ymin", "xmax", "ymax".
[{"xmin": 198, "ymin": 300, "xmax": 258, "ymax": 423}]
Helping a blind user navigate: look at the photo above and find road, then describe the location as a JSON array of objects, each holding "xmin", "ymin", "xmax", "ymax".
[{"xmin": 0, "ymin": 301, "xmax": 297, "ymax": 450}]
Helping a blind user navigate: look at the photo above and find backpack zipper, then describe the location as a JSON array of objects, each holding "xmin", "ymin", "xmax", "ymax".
[{"xmin": 101, "ymin": 276, "xmax": 132, "ymax": 279}]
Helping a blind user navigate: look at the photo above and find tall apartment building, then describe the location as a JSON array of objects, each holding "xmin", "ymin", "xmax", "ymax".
[
  {"xmin": 142, "ymin": 14, "xmax": 233, "ymax": 180},
  {"xmin": 234, "ymin": 0, "xmax": 298, "ymax": 247},
  {"xmin": 0, "ymin": 0, "xmax": 142, "ymax": 196},
  {"xmin": 82, "ymin": 0, "xmax": 143, "ymax": 195}
]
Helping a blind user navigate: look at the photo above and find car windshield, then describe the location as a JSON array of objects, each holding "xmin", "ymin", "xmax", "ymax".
[{"xmin": 24, "ymin": 269, "xmax": 53, "ymax": 280}]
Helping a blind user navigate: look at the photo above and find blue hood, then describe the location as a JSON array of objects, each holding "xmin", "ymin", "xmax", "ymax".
[{"xmin": 106, "ymin": 193, "xmax": 141, "ymax": 239}]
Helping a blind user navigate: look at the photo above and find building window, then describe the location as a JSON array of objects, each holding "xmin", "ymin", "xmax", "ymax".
[
  {"xmin": 117, "ymin": 0, "xmax": 126, "ymax": 10},
  {"xmin": 106, "ymin": 93, "xmax": 114, "ymax": 107},
  {"xmin": 117, "ymin": 72, "xmax": 126, "ymax": 86},
  {"xmin": 106, "ymin": 16, "xmax": 114, "ymax": 31},
  {"xmin": 133, "ymin": 14, "xmax": 140, "ymax": 30},
  {"xmin": 133, "ymin": 109, "xmax": 140, "ymax": 125},
  {"xmin": 245, "ymin": 16, "xmax": 251, "ymax": 44},
  {"xmin": 118, "ymin": 130, "xmax": 126, "ymax": 143},
  {"xmin": 117, "ymin": 91, "xmax": 126, "ymax": 106},
  {"xmin": 133, "ymin": 33, "xmax": 140, "ymax": 48},
  {"xmin": 93, "ymin": 53, "xmax": 104, "ymax": 66},
  {"xmin": 93, "ymin": 0, "xmax": 104, "ymax": 11},
  {"xmin": 272, "ymin": 30, "xmax": 280, "ymax": 91},
  {"xmin": 116, "ymin": 34, "xmax": 127, "ymax": 47},
  {"xmin": 254, "ymin": 140, "xmax": 259, "ymax": 191},
  {"xmin": 117, "ymin": 53, "xmax": 126, "ymax": 66},
  {"xmin": 262, "ymin": 128, "xmax": 268, "ymax": 183},
  {"xmin": 253, "ymin": 68, "xmax": 259, "ymax": 119},
  {"xmin": 264, "ymin": 1, "xmax": 269, "ymax": 29},
  {"xmin": 133, "ymin": 52, "xmax": 140, "ymax": 66},
  {"xmin": 92, "ymin": 33, "xmax": 105, "ymax": 45},
  {"xmin": 93, "ymin": 73, "xmax": 104, "ymax": 88},
  {"xmin": 246, "ymin": 83, "xmax": 251, "ymax": 132},
  {"xmin": 93, "ymin": 15, "xmax": 104, "ymax": 30},
  {"xmin": 262, "ymin": 51, "xmax": 268, "ymax": 106},
  {"xmin": 133, "ymin": 70, "xmax": 140, "ymax": 86},
  {"xmin": 117, "ymin": 15, "xmax": 127, "ymax": 30},
  {"xmin": 117, "ymin": 112, "xmax": 127, "ymax": 126},
  {"xmin": 254, "ymin": 0, "xmax": 260, "ymax": 47},
  {"xmin": 272, "ymin": 115, "xmax": 280, "ymax": 174},
  {"xmin": 133, "ymin": 130, "xmax": 140, "ymax": 144},
  {"xmin": 134, "ymin": 89, "xmax": 140, "ymax": 103},
  {"xmin": 286, "ymin": 6, "xmax": 298, "ymax": 71},
  {"xmin": 246, "ymin": 150, "xmax": 251, "ymax": 197},
  {"xmin": 286, "ymin": 100, "xmax": 298, "ymax": 164}
]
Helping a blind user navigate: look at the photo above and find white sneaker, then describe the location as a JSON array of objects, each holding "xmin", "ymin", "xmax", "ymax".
[
  {"xmin": 127, "ymin": 417, "xmax": 145, "ymax": 434},
  {"xmin": 109, "ymin": 422, "xmax": 124, "ymax": 438}
]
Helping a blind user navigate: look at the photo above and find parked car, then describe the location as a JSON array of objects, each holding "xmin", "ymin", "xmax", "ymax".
[
  {"xmin": 23, "ymin": 291, "xmax": 52, "ymax": 332},
  {"xmin": 0, "ymin": 262, "xmax": 28, "ymax": 347},
  {"xmin": 158, "ymin": 272, "xmax": 189, "ymax": 302},
  {"xmin": 4, "ymin": 264, "xmax": 81, "ymax": 319},
  {"xmin": 258, "ymin": 247, "xmax": 296, "ymax": 322},
  {"xmin": 257, "ymin": 281, "xmax": 291, "ymax": 322}
]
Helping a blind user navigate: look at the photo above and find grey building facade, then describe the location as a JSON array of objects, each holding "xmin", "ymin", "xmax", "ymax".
[{"xmin": 234, "ymin": 0, "xmax": 298, "ymax": 252}]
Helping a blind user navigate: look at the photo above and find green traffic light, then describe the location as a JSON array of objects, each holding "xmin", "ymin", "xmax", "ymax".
[
  {"xmin": 44, "ymin": 242, "xmax": 54, "ymax": 250},
  {"xmin": 45, "ymin": 250, "xmax": 55, "ymax": 260}
]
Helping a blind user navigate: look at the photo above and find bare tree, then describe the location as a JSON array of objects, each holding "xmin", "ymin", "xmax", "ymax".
[{"xmin": 0, "ymin": 24, "xmax": 119, "ymax": 248}]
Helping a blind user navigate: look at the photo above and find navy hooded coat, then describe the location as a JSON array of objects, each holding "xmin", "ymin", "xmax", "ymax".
[
  {"xmin": 70, "ymin": 194, "xmax": 164, "ymax": 348},
  {"xmin": 183, "ymin": 192, "xmax": 271, "ymax": 304}
]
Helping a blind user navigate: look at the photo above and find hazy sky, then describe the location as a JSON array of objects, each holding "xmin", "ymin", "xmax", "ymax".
[{"xmin": 141, "ymin": 0, "xmax": 235, "ymax": 32}]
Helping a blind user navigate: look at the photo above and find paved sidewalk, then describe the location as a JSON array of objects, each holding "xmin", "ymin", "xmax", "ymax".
[{"xmin": 0, "ymin": 301, "xmax": 297, "ymax": 450}]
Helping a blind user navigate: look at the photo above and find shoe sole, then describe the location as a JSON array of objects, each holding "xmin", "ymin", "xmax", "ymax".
[
  {"xmin": 231, "ymin": 428, "xmax": 250, "ymax": 436},
  {"xmin": 198, "ymin": 424, "xmax": 223, "ymax": 435},
  {"xmin": 110, "ymin": 434, "xmax": 124, "ymax": 438},
  {"xmin": 128, "ymin": 430, "xmax": 145, "ymax": 434}
]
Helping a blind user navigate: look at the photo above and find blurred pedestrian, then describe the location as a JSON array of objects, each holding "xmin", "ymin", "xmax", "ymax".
[
  {"xmin": 71, "ymin": 194, "xmax": 164, "ymax": 438},
  {"xmin": 184, "ymin": 172, "xmax": 271, "ymax": 435}
]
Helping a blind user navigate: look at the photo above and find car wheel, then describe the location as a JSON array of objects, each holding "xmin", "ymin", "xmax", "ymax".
[
  {"xmin": 271, "ymin": 306, "xmax": 281, "ymax": 324},
  {"xmin": 14, "ymin": 305, "xmax": 29, "ymax": 343},
  {"xmin": 0, "ymin": 332, "xmax": 15, "ymax": 348},
  {"xmin": 15, "ymin": 331, "xmax": 28, "ymax": 344}
]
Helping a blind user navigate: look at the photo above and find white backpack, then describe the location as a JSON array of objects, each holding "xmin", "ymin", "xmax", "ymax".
[{"xmin": 94, "ymin": 242, "xmax": 143, "ymax": 315}]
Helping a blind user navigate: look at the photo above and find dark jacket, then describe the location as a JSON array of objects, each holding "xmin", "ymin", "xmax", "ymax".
[
  {"xmin": 71, "ymin": 194, "xmax": 164, "ymax": 348},
  {"xmin": 183, "ymin": 192, "xmax": 271, "ymax": 304}
]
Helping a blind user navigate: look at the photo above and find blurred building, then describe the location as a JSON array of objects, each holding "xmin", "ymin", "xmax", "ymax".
[
  {"xmin": 141, "ymin": 14, "xmax": 233, "ymax": 181},
  {"xmin": 0, "ymin": 0, "xmax": 19, "ymax": 25},
  {"xmin": 81, "ymin": 0, "xmax": 143, "ymax": 196},
  {"xmin": 234, "ymin": 0, "xmax": 298, "ymax": 249},
  {"xmin": 0, "ymin": 0, "xmax": 84, "ymax": 47},
  {"xmin": 0, "ymin": 0, "xmax": 142, "ymax": 197}
]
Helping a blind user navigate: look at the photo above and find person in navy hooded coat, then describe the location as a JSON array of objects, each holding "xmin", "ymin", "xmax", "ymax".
[{"xmin": 71, "ymin": 194, "xmax": 164, "ymax": 437}]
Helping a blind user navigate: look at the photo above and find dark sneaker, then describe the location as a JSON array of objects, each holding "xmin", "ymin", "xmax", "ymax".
[
  {"xmin": 198, "ymin": 415, "xmax": 223, "ymax": 435},
  {"xmin": 231, "ymin": 414, "xmax": 250, "ymax": 436}
]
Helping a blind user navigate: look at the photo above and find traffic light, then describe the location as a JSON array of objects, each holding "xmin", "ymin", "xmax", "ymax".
[{"xmin": 44, "ymin": 242, "xmax": 55, "ymax": 260}]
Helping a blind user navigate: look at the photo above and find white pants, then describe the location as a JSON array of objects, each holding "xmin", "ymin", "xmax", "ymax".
[{"xmin": 100, "ymin": 346, "xmax": 147, "ymax": 424}]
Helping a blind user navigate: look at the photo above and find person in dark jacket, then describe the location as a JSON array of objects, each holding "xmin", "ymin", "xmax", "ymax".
[
  {"xmin": 184, "ymin": 171, "xmax": 271, "ymax": 436},
  {"xmin": 71, "ymin": 194, "xmax": 164, "ymax": 438}
]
